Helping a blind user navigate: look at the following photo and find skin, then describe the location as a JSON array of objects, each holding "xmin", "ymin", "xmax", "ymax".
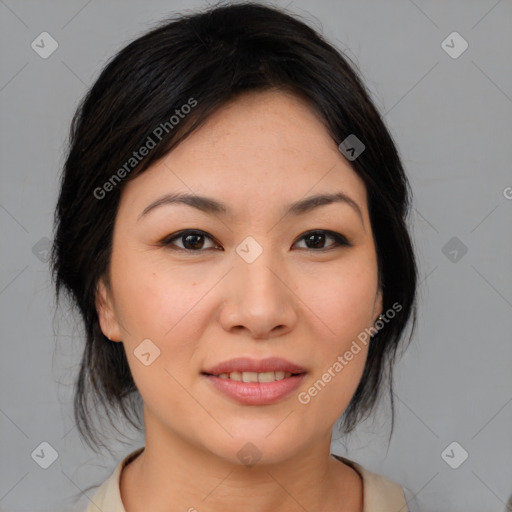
[{"xmin": 96, "ymin": 89, "xmax": 382, "ymax": 512}]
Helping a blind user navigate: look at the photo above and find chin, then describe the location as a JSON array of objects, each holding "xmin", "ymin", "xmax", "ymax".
[{"xmin": 207, "ymin": 433, "xmax": 306, "ymax": 467}]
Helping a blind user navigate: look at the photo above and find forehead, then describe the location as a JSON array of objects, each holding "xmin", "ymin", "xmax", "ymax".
[{"xmin": 119, "ymin": 90, "xmax": 368, "ymax": 220}]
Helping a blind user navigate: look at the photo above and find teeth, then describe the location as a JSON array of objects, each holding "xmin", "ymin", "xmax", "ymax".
[
  {"xmin": 242, "ymin": 371, "xmax": 258, "ymax": 383},
  {"xmin": 216, "ymin": 371, "xmax": 293, "ymax": 382}
]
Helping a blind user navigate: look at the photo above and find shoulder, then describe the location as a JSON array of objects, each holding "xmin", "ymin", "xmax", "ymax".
[
  {"xmin": 331, "ymin": 454, "xmax": 409, "ymax": 512},
  {"xmin": 84, "ymin": 447, "xmax": 145, "ymax": 512}
]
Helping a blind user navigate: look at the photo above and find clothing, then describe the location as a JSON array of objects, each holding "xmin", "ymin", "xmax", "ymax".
[{"xmin": 84, "ymin": 447, "xmax": 411, "ymax": 512}]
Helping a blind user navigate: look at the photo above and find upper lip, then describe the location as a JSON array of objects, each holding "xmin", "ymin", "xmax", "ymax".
[{"xmin": 202, "ymin": 357, "xmax": 307, "ymax": 375}]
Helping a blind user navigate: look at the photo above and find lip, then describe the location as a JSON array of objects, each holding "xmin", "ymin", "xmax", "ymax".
[
  {"xmin": 202, "ymin": 373, "xmax": 307, "ymax": 405},
  {"xmin": 202, "ymin": 357, "xmax": 307, "ymax": 375}
]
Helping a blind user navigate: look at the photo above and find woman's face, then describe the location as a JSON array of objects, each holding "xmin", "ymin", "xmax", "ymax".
[{"xmin": 96, "ymin": 90, "xmax": 382, "ymax": 465}]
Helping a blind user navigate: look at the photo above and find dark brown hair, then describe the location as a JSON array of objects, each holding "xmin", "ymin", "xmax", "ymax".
[{"xmin": 51, "ymin": 1, "xmax": 417, "ymax": 458}]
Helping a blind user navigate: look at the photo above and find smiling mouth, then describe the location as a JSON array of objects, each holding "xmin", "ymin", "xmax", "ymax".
[
  {"xmin": 201, "ymin": 370, "xmax": 305, "ymax": 383},
  {"xmin": 201, "ymin": 370, "xmax": 307, "ymax": 405}
]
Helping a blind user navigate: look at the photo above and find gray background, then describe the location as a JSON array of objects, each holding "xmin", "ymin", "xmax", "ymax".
[{"xmin": 1, "ymin": 0, "xmax": 511, "ymax": 511}]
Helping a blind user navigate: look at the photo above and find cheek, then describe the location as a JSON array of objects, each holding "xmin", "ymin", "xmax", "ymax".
[
  {"xmin": 107, "ymin": 250, "xmax": 210, "ymax": 397},
  {"xmin": 295, "ymin": 256, "xmax": 377, "ymax": 413},
  {"xmin": 110, "ymin": 246, "xmax": 203, "ymax": 339},
  {"xmin": 304, "ymin": 256, "xmax": 379, "ymax": 346},
  {"xmin": 110, "ymin": 257, "xmax": 206, "ymax": 411}
]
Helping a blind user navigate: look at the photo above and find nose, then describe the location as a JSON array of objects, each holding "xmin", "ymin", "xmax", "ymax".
[{"xmin": 218, "ymin": 250, "xmax": 297, "ymax": 340}]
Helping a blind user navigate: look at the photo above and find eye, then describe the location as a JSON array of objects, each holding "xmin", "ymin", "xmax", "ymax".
[
  {"xmin": 160, "ymin": 229, "xmax": 351, "ymax": 253},
  {"xmin": 160, "ymin": 230, "xmax": 220, "ymax": 252},
  {"xmin": 293, "ymin": 230, "xmax": 351, "ymax": 251}
]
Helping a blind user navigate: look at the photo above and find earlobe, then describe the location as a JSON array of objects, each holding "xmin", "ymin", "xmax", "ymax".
[{"xmin": 95, "ymin": 277, "xmax": 122, "ymax": 342}]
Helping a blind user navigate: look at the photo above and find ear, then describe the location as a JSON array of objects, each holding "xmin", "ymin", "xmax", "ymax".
[
  {"xmin": 373, "ymin": 287, "xmax": 383, "ymax": 321},
  {"xmin": 95, "ymin": 277, "xmax": 122, "ymax": 342}
]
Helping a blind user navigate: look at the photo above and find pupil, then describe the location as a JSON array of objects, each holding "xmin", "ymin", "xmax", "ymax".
[
  {"xmin": 184, "ymin": 234, "xmax": 203, "ymax": 249},
  {"xmin": 307, "ymin": 233, "xmax": 324, "ymax": 249}
]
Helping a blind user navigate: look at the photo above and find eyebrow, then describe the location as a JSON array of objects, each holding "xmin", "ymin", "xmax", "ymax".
[{"xmin": 138, "ymin": 191, "xmax": 364, "ymax": 224}]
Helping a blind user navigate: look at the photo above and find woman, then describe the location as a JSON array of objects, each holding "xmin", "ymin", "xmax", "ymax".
[{"xmin": 51, "ymin": 3, "xmax": 418, "ymax": 511}]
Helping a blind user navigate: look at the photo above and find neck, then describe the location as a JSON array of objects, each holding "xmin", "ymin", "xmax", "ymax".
[{"xmin": 120, "ymin": 412, "xmax": 362, "ymax": 512}]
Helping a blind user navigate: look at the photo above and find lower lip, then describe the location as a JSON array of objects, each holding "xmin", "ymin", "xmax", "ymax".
[{"xmin": 202, "ymin": 373, "xmax": 306, "ymax": 405}]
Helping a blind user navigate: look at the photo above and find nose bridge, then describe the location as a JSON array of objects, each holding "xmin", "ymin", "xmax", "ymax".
[
  {"xmin": 222, "ymin": 235, "xmax": 295, "ymax": 337},
  {"xmin": 234, "ymin": 236, "xmax": 285, "ymax": 301}
]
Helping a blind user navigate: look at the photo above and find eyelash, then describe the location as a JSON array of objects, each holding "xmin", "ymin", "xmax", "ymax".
[{"xmin": 159, "ymin": 229, "xmax": 351, "ymax": 253}]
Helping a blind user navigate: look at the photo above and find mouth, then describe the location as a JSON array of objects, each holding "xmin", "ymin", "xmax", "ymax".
[
  {"xmin": 200, "ymin": 357, "xmax": 307, "ymax": 405},
  {"xmin": 201, "ymin": 370, "xmax": 306, "ymax": 382},
  {"xmin": 201, "ymin": 372, "xmax": 306, "ymax": 405},
  {"xmin": 201, "ymin": 356, "xmax": 307, "ymax": 377}
]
